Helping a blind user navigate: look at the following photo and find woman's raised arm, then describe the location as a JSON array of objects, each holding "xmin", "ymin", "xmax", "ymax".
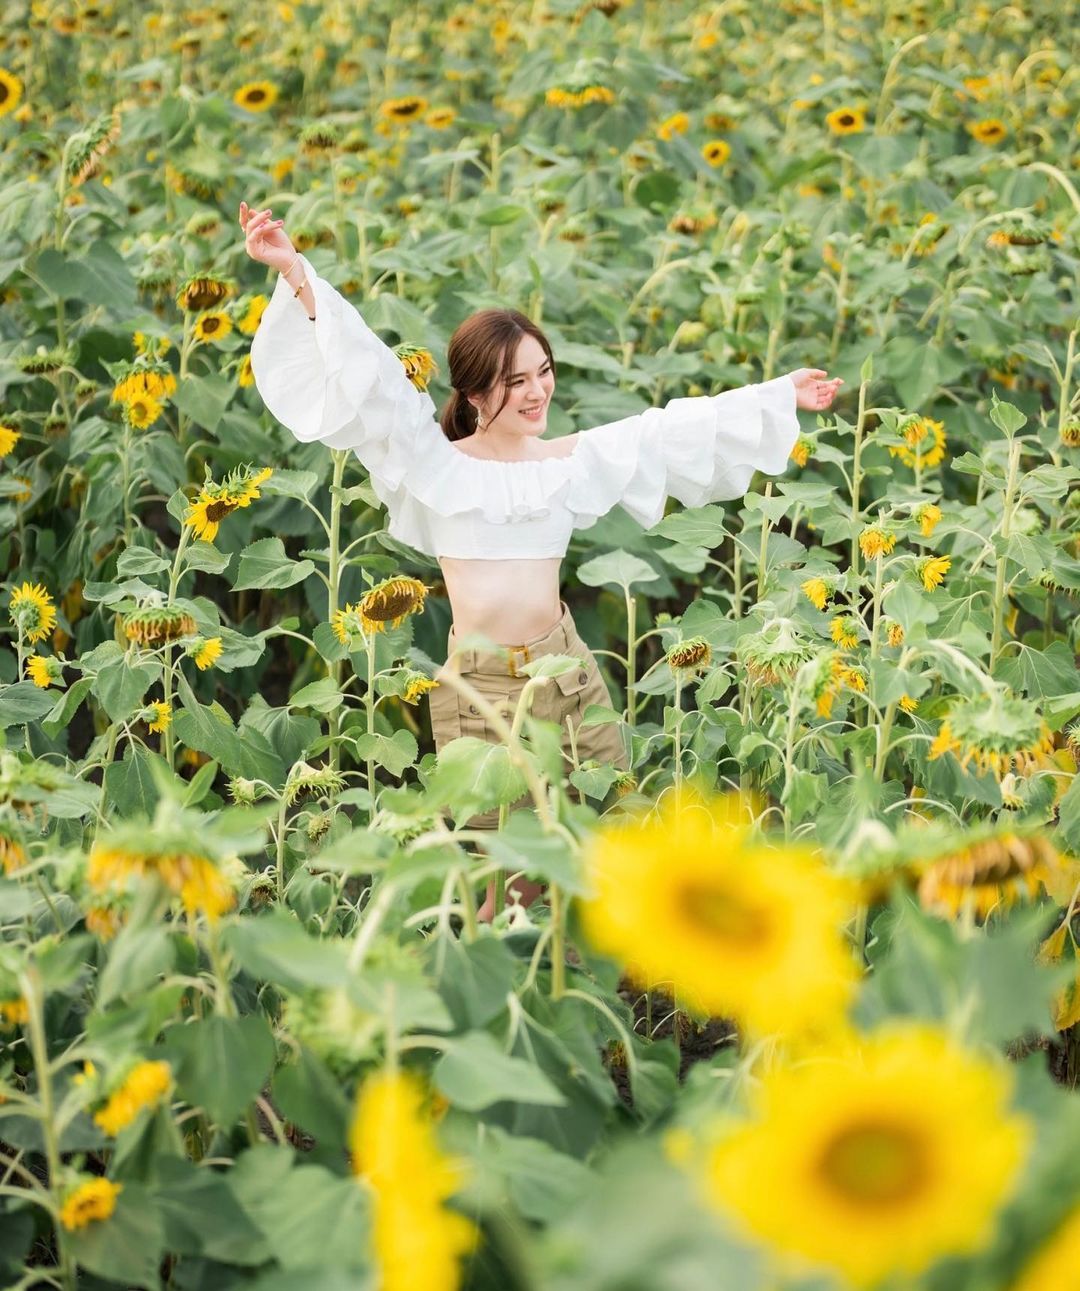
[{"xmin": 239, "ymin": 200, "xmax": 315, "ymax": 319}]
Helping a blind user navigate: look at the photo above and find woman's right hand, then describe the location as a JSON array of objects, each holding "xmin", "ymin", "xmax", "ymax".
[{"xmin": 239, "ymin": 200, "xmax": 297, "ymax": 274}]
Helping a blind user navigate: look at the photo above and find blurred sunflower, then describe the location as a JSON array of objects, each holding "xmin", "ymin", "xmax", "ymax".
[
  {"xmin": 830, "ymin": 614, "xmax": 859, "ymax": 649},
  {"xmin": 425, "ymin": 107, "xmax": 457, "ymax": 129},
  {"xmin": 826, "ymin": 106, "xmax": 865, "ymax": 134},
  {"xmin": 667, "ymin": 636, "xmax": 712, "ymax": 672},
  {"xmin": 59, "ymin": 1179, "xmax": 122, "ymax": 1231},
  {"xmin": 93, "ymin": 1061, "xmax": 173, "ymax": 1136},
  {"xmin": 88, "ymin": 826, "xmax": 235, "ymax": 922},
  {"xmin": 577, "ymin": 786, "xmax": 858, "ymax": 1037},
  {"xmin": 916, "ymin": 824, "xmax": 1067, "ymax": 919},
  {"xmin": 967, "ymin": 118, "xmax": 1007, "ymax": 144},
  {"xmin": 0, "ymin": 424, "xmax": 20, "ymax": 457},
  {"xmin": 801, "ymin": 577, "xmax": 831, "ymax": 611},
  {"xmin": 702, "ymin": 139, "xmax": 731, "ymax": 166},
  {"xmin": 915, "ymin": 501, "xmax": 943, "ymax": 536},
  {"xmin": 349, "ymin": 1069, "xmax": 478, "ymax": 1291},
  {"xmin": 26, "ymin": 654, "xmax": 62, "ymax": 688},
  {"xmin": 0, "ymin": 824, "xmax": 26, "ymax": 875},
  {"xmin": 193, "ymin": 310, "xmax": 232, "ymax": 344},
  {"xmin": 190, "ymin": 636, "xmax": 222, "ymax": 670},
  {"xmin": 738, "ymin": 619, "xmax": 815, "ymax": 686},
  {"xmin": 234, "ymin": 81, "xmax": 278, "ymax": 112},
  {"xmin": 379, "ymin": 95, "xmax": 428, "ymax": 122},
  {"xmin": 402, "ymin": 673, "xmax": 438, "ymax": 705},
  {"xmin": 0, "ymin": 69, "xmax": 23, "ymax": 118},
  {"xmin": 237, "ymin": 294, "xmax": 268, "ymax": 335},
  {"xmin": 393, "ymin": 344, "xmax": 438, "ymax": 391},
  {"xmin": 237, "ymin": 354, "xmax": 254, "ymax": 387},
  {"xmin": 176, "ymin": 274, "xmax": 232, "ymax": 312},
  {"xmin": 1010, "ymin": 1207, "xmax": 1080, "ymax": 1291},
  {"xmin": 858, "ymin": 527, "xmax": 896, "ymax": 560},
  {"xmin": 144, "ymin": 701, "xmax": 172, "ymax": 733},
  {"xmin": 9, "ymin": 582, "xmax": 57, "ymax": 643},
  {"xmin": 704, "ymin": 1022, "xmax": 1030, "ymax": 1288},
  {"xmin": 657, "ymin": 111, "xmax": 690, "ymax": 140}
]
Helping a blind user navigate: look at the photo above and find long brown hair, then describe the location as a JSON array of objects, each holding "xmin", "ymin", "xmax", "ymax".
[{"xmin": 439, "ymin": 309, "xmax": 556, "ymax": 443}]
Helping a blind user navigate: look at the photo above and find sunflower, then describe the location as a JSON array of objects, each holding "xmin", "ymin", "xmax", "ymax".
[
  {"xmin": 739, "ymin": 619, "xmax": 815, "ymax": 686},
  {"xmin": 916, "ymin": 826, "xmax": 1066, "ymax": 920},
  {"xmin": 184, "ymin": 465, "xmax": 272, "ymax": 541},
  {"xmin": 886, "ymin": 620, "xmax": 905, "ymax": 647},
  {"xmin": 234, "ymin": 81, "xmax": 278, "ymax": 112},
  {"xmin": 121, "ymin": 604, "xmax": 197, "ymax": 646},
  {"xmin": 26, "ymin": 654, "xmax": 62, "ymax": 688},
  {"xmin": 789, "ymin": 435, "xmax": 813, "ymax": 467},
  {"xmin": 237, "ymin": 294, "xmax": 268, "ymax": 335},
  {"xmin": 967, "ymin": 118, "xmax": 1007, "ymax": 144},
  {"xmin": 9, "ymin": 582, "xmax": 58, "ymax": 644},
  {"xmin": 0, "ymin": 998, "xmax": 28, "ymax": 1027},
  {"xmin": 145, "ymin": 701, "xmax": 172, "ymax": 733},
  {"xmin": 93, "ymin": 1061, "xmax": 173, "ymax": 1136},
  {"xmin": 237, "ymin": 354, "xmax": 254, "ymax": 387},
  {"xmin": 889, "ymin": 415, "xmax": 946, "ymax": 469},
  {"xmin": 915, "ymin": 501, "xmax": 942, "ymax": 536},
  {"xmin": 85, "ymin": 906, "xmax": 122, "ymax": 941},
  {"xmin": 59, "ymin": 1179, "xmax": 122, "ymax": 1231},
  {"xmin": 899, "ymin": 694, "xmax": 918, "ymax": 714},
  {"xmin": 704, "ymin": 1022, "xmax": 1030, "ymax": 1289},
  {"xmin": 830, "ymin": 614, "xmax": 859, "ymax": 649},
  {"xmin": 350, "ymin": 1069, "xmax": 478, "ymax": 1291},
  {"xmin": 88, "ymin": 833, "xmax": 235, "ymax": 922},
  {"xmin": 123, "ymin": 394, "xmax": 164, "ymax": 430},
  {"xmin": 193, "ymin": 310, "xmax": 232, "ymax": 344},
  {"xmin": 0, "ymin": 424, "xmax": 20, "ymax": 458},
  {"xmin": 577, "ymin": 787, "xmax": 858, "ymax": 1037},
  {"xmin": 357, "ymin": 576, "xmax": 428, "ymax": 633},
  {"xmin": 657, "ymin": 111, "xmax": 690, "ymax": 141},
  {"xmin": 801, "ymin": 577, "xmax": 831, "ymax": 611},
  {"xmin": 425, "ymin": 107, "xmax": 457, "ymax": 129},
  {"xmin": 0, "ymin": 69, "xmax": 23, "ymax": 119},
  {"xmin": 702, "ymin": 139, "xmax": 731, "ymax": 166},
  {"xmin": 402, "ymin": 673, "xmax": 438, "ymax": 705},
  {"xmin": 919, "ymin": 555, "xmax": 951, "ymax": 591},
  {"xmin": 379, "ymin": 95, "xmax": 428, "ymax": 122},
  {"xmin": 858, "ymin": 527, "xmax": 896, "ymax": 560},
  {"xmin": 826, "ymin": 106, "xmax": 865, "ymax": 135},
  {"xmin": 1010, "ymin": 1206, "xmax": 1080, "ymax": 1291},
  {"xmin": 666, "ymin": 637, "xmax": 711, "ymax": 672},
  {"xmin": 176, "ymin": 274, "xmax": 232, "ymax": 312},
  {"xmin": 190, "ymin": 637, "xmax": 222, "ymax": 670},
  {"xmin": 928, "ymin": 689, "xmax": 1055, "ymax": 780},
  {"xmin": 392, "ymin": 343, "xmax": 439, "ymax": 392},
  {"xmin": 0, "ymin": 824, "xmax": 26, "ymax": 875}
]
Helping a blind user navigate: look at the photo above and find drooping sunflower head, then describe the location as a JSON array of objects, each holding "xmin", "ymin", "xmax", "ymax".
[
  {"xmin": 8, "ymin": 582, "xmax": 58, "ymax": 644},
  {"xmin": 111, "ymin": 360, "xmax": 177, "ymax": 405},
  {"xmin": 87, "ymin": 822, "xmax": 235, "ymax": 923},
  {"xmin": 176, "ymin": 273, "xmax": 233, "ymax": 312},
  {"xmin": 189, "ymin": 636, "xmax": 223, "ymax": 671},
  {"xmin": 0, "ymin": 819, "xmax": 26, "ymax": 875},
  {"xmin": 237, "ymin": 295, "xmax": 269, "ymax": 336},
  {"xmin": 26, "ymin": 654, "xmax": 63, "ymax": 688},
  {"xmin": 401, "ymin": 673, "xmax": 438, "ymax": 705},
  {"xmin": 704, "ymin": 1021, "xmax": 1031, "ymax": 1289},
  {"xmin": 929, "ymin": 689, "xmax": 1055, "ymax": 781},
  {"xmin": 121, "ymin": 604, "xmax": 197, "ymax": 646},
  {"xmin": 65, "ymin": 109, "xmax": 121, "ymax": 186},
  {"xmin": 738, "ymin": 619, "xmax": 816, "ymax": 686},
  {"xmin": 666, "ymin": 636, "xmax": 712, "ymax": 673},
  {"xmin": 184, "ymin": 464, "xmax": 273, "ymax": 541},
  {"xmin": 858, "ymin": 526, "xmax": 896, "ymax": 561},
  {"xmin": 358, "ymin": 576, "xmax": 429, "ymax": 633},
  {"xmin": 915, "ymin": 821, "xmax": 1070, "ymax": 920},
  {"xmin": 577, "ymin": 786, "xmax": 858, "ymax": 1038},
  {"xmin": 915, "ymin": 501, "xmax": 943, "ymax": 536},
  {"xmin": 829, "ymin": 614, "xmax": 860, "ymax": 650},
  {"xmin": 919, "ymin": 554, "xmax": 951, "ymax": 592},
  {"xmin": 800, "ymin": 576, "xmax": 832, "ymax": 611}
]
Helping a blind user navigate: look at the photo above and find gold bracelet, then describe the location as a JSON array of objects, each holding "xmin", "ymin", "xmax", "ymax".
[
  {"xmin": 282, "ymin": 254, "xmax": 300, "ymax": 279},
  {"xmin": 292, "ymin": 275, "xmax": 308, "ymax": 299}
]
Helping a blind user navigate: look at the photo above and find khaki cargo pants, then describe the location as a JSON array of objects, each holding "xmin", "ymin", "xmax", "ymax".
[{"xmin": 428, "ymin": 600, "xmax": 629, "ymax": 830}]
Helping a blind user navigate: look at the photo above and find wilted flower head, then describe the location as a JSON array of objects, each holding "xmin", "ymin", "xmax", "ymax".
[
  {"xmin": 928, "ymin": 689, "xmax": 1056, "ymax": 780},
  {"xmin": 739, "ymin": 619, "xmax": 816, "ymax": 686},
  {"xmin": 666, "ymin": 636, "xmax": 712, "ymax": 672}
]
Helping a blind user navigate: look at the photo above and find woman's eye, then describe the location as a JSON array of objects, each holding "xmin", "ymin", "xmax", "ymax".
[{"xmin": 512, "ymin": 369, "xmax": 552, "ymax": 386}]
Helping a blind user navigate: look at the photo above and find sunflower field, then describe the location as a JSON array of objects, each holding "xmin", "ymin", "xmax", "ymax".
[{"xmin": 1, "ymin": 0, "xmax": 1080, "ymax": 1286}]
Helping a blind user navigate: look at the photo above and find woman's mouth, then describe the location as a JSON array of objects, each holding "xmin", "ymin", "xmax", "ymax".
[{"xmin": 521, "ymin": 404, "xmax": 546, "ymax": 420}]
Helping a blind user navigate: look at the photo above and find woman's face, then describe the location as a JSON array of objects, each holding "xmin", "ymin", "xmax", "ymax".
[{"xmin": 470, "ymin": 334, "xmax": 555, "ymax": 438}]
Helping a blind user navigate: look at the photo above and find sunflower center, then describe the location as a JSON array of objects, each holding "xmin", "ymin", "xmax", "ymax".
[
  {"xmin": 0, "ymin": 84, "xmax": 9, "ymax": 106},
  {"xmin": 247, "ymin": 88, "xmax": 266, "ymax": 104},
  {"xmin": 206, "ymin": 499, "xmax": 237, "ymax": 521},
  {"xmin": 818, "ymin": 1120, "xmax": 927, "ymax": 1206},
  {"xmin": 678, "ymin": 880, "xmax": 772, "ymax": 947},
  {"xmin": 839, "ymin": 113, "xmax": 854, "ymax": 125},
  {"xmin": 202, "ymin": 318, "xmax": 220, "ymax": 334}
]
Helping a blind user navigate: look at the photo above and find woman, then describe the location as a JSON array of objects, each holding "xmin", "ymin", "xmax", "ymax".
[{"xmin": 241, "ymin": 201, "xmax": 842, "ymax": 908}]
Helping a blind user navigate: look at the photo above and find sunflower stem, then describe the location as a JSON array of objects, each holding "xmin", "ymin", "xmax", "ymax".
[
  {"xmin": 549, "ymin": 883, "xmax": 566, "ymax": 1001},
  {"xmin": 20, "ymin": 965, "xmax": 76, "ymax": 1291},
  {"xmin": 327, "ymin": 449, "xmax": 348, "ymax": 781},
  {"xmin": 624, "ymin": 590, "xmax": 637, "ymax": 727},
  {"xmin": 849, "ymin": 373, "xmax": 870, "ymax": 580},
  {"xmin": 989, "ymin": 436, "xmax": 1022, "ymax": 672}
]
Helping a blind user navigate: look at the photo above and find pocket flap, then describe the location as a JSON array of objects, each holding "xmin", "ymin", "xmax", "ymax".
[{"xmin": 553, "ymin": 662, "xmax": 592, "ymax": 697}]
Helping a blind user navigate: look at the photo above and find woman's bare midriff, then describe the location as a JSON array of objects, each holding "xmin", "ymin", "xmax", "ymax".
[{"xmin": 437, "ymin": 555, "xmax": 564, "ymax": 644}]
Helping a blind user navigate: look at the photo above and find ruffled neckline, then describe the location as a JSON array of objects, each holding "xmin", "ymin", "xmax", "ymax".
[{"xmin": 447, "ymin": 440, "xmax": 583, "ymax": 468}]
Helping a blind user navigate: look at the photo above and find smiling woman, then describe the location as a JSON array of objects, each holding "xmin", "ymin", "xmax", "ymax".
[{"xmin": 241, "ymin": 197, "xmax": 839, "ymax": 913}]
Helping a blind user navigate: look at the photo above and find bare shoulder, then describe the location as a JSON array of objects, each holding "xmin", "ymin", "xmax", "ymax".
[{"xmin": 543, "ymin": 433, "xmax": 579, "ymax": 459}]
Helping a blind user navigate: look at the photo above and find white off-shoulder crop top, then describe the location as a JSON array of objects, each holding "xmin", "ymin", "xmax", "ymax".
[{"xmin": 250, "ymin": 255, "xmax": 802, "ymax": 561}]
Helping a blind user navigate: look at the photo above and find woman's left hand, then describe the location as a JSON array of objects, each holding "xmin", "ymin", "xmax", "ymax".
[{"xmin": 786, "ymin": 368, "xmax": 844, "ymax": 411}]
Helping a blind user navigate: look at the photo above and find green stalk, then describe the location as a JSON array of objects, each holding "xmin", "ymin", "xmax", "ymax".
[
  {"xmin": 624, "ymin": 590, "xmax": 637, "ymax": 727},
  {"xmin": 671, "ymin": 672, "xmax": 684, "ymax": 790},
  {"xmin": 327, "ymin": 449, "xmax": 348, "ymax": 778},
  {"xmin": 549, "ymin": 883, "xmax": 566, "ymax": 1001},
  {"xmin": 364, "ymin": 630, "xmax": 377, "ymax": 809},
  {"xmin": 275, "ymin": 791, "xmax": 288, "ymax": 906},
  {"xmin": 989, "ymin": 436, "xmax": 1022, "ymax": 671},
  {"xmin": 757, "ymin": 482, "xmax": 773, "ymax": 598},
  {"xmin": 849, "ymin": 374, "xmax": 870, "ymax": 580},
  {"xmin": 21, "ymin": 967, "xmax": 75, "ymax": 1291}
]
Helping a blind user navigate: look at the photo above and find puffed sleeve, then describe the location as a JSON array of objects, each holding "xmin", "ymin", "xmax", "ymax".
[
  {"xmin": 249, "ymin": 255, "xmax": 449, "ymax": 489},
  {"xmin": 564, "ymin": 374, "xmax": 800, "ymax": 530}
]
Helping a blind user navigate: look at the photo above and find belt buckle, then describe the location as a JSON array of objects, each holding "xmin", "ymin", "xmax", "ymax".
[{"xmin": 506, "ymin": 644, "xmax": 531, "ymax": 678}]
